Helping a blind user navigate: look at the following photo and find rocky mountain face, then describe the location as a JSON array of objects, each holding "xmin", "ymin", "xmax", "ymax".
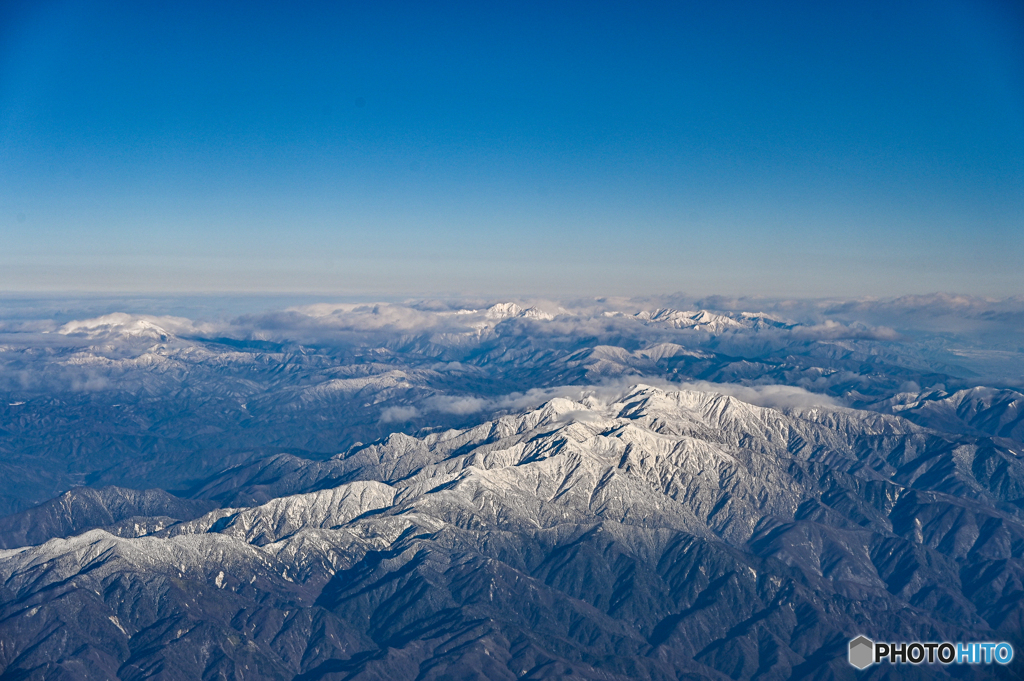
[
  {"xmin": 0, "ymin": 486, "xmax": 216, "ymax": 549},
  {"xmin": 0, "ymin": 300, "xmax": 1022, "ymax": 679}
]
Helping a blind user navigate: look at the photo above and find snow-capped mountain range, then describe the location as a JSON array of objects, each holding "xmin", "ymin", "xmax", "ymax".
[{"xmin": 0, "ymin": 298, "xmax": 1021, "ymax": 679}]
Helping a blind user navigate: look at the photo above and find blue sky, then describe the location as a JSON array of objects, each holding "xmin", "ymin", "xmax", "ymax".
[{"xmin": 1, "ymin": 0, "xmax": 1022, "ymax": 297}]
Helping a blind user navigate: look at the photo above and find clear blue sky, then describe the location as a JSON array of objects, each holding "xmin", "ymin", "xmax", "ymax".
[{"xmin": 1, "ymin": 0, "xmax": 1022, "ymax": 297}]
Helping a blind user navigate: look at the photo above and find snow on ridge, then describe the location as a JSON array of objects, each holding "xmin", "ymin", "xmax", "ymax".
[
  {"xmin": 633, "ymin": 308, "xmax": 800, "ymax": 333},
  {"xmin": 211, "ymin": 482, "xmax": 398, "ymax": 545}
]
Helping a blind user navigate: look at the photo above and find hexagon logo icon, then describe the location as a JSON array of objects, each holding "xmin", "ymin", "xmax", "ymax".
[{"xmin": 849, "ymin": 636, "xmax": 874, "ymax": 670}]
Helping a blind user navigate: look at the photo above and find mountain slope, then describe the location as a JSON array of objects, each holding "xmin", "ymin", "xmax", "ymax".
[{"xmin": 0, "ymin": 486, "xmax": 216, "ymax": 549}]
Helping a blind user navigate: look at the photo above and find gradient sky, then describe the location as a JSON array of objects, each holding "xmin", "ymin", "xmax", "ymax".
[{"xmin": 1, "ymin": 0, "xmax": 1022, "ymax": 297}]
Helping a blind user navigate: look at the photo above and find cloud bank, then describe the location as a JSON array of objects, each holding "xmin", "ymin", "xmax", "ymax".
[{"xmin": 382, "ymin": 378, "xmax": 843, "ymax": 424}]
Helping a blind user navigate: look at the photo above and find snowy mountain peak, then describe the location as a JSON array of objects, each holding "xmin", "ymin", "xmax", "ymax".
[
  {"xmin": 57, "ymin": 313, "xmax": 189, "ymax": 341},
  {"xmin": 635, "ymin": 308, "xmax": 746, "ymax": 331},
  {"xmin": 485, "ymin": 302, "xmax": 554, "ymax": 320},
  {"xmin": 633, "ymin": 308, "xmax": 797, "ymax": 333}
]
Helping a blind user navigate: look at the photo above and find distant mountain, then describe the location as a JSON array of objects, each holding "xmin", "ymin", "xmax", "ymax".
[{"xmin": 634, "ymin": 308, "xmax": 787, "ymax": 332}]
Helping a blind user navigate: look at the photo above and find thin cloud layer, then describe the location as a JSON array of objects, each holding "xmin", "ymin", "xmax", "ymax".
[
  {"xmin": 18, "ymin": 295, "xmax": 998, "ymax": 351},
  {"xmin": 219, "ymin": 300, "xmax": 910, "ymax": 350},
  {"xmin": 387, "ymin": 379, "xmax": 842, "ymax": 424}
]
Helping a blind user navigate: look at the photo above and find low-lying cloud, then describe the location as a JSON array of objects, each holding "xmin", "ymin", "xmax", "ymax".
[
  {"xmin": 12, "ymin": 297, "xmax": 971, "ymax": 354},
  {"xmin": 383, "ymin": 378, "xmax": 842, "ymax": 424},
  {"xmin": 675, "ymin": 381, "xmax": 845, "ymax": 410}
]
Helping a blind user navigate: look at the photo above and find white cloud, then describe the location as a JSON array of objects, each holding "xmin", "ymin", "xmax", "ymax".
[
  {"xmin": 787, "ymin": 320, "xmax": 900, "ymax": 341},
  {"xmin": 422, "ymin": 395, "xmax": 489, "ymax": 415},
  {"xmin": 380, "ymin": 406, "xmax": 421, "ymax": 422},
  {"xmin": 407, "ymin": 378, "xmax": 840, "ymax": 420},
  {"xmin": 674, "ymin": 381, "xmax": 844, "ymax": 410}
]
